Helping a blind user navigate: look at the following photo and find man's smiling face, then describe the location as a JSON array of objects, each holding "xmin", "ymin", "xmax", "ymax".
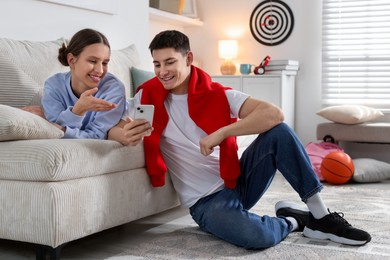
[{"xmin": 152, "ymin": 47, "xmax": 192, "ymax": 95}]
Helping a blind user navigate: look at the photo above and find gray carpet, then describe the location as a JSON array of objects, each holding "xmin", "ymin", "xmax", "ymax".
[{"xmin": 107, "ymin": 185, "xmax": 390, "ymax": 260}]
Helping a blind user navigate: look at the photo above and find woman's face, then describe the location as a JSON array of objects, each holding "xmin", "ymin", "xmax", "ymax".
[{"xmin": 67, "ymin": 43, "xmax": 110, "ymax": 97}]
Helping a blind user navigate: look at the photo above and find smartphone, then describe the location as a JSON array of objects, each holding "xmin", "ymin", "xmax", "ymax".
[
  {"xmin": 134, "ymin": 104, "xmax": 154, "ymax": 122},
  {"xmin": 134, "ymin": 105, "xmax": 154, "ymax": 136}
]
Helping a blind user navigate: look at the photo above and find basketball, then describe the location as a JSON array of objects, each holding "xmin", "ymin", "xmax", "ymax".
[{"xmin": 320, "ymin": 151, "xmax": 354, "ymax": 185}]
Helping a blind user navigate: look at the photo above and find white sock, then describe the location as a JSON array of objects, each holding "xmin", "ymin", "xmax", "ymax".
[
  {"xmin": 286, "ymin": 217, "xmax": 299, "ymax": 231},
  {"xmin": 306, "ymin": 192, "xmax": 328, "ymax": 219}
]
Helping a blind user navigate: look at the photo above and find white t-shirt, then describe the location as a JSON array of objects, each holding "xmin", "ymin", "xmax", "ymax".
[{"xmin": 125, "ymin": 89, "xmax": 249, "ymax": 207}]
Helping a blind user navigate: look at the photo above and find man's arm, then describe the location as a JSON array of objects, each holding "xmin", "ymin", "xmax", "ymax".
[
  {"xmin": 234, "ymin": 97, "xmax": 284, "ymax": 135},
  {"xmin": 199, "ymin": 97, "xmax": 284, "ymax": 156}
]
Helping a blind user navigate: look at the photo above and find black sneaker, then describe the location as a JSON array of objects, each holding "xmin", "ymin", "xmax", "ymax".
[
  {"xmin": 303, "ymin": 210, "xmax": 372, "ymax": 246},
  {"xmin": 275, "ymin": 201, "xmax": 309, "ymax": 232}
]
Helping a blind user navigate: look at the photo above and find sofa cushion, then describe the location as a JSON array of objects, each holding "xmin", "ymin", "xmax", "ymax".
[
  {"xmin": 352, "ymin": 158, "xmax": 390, "ymax": 183},
  {"xmin": 110, "ymin": 44, "xmax": 141, "ymax": 98},
  {"xmin": 317, "ymin": 122, "xmax": 390, "ymax": 143},
  {"xmin": 0, "ymin": 139, "xmax": 145, "ymax": 181},
  {"xmin": 0, "ymin": 38, "xmax": 68, "ymax": 107},
  {"xmin": 0, "ymin": 105, "xmax": 64, "ymax": 141},
  {"xmin": 130, "ymin": 67, "xmax": 155, "ymax": 96},
  {"xmin": 317, "ymin": 105, "xmax": 384, "ymax": 124}
]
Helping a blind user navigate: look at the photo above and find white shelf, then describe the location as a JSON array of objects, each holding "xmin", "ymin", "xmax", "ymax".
[{"xmin": 149, "ymin": 7, "xmax": 203, "ymax": 27}]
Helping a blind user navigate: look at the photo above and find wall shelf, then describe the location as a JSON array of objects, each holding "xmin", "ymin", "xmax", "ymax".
[{"xmin": 149, "ymin": 7, "xmax": 203, "ymax": 27}]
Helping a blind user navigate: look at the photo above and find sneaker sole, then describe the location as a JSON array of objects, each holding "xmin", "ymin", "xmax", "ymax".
[
  {"xmin": 275, "ymin": 201, "xmax": 309, "ymax": 213},
  {"xmin": 303, "ymin": 227, "xmax": 370, "ymax": 246}
]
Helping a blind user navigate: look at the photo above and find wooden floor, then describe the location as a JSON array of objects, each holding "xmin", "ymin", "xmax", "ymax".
[{"xmin": 1, "ymin": 174, "xmax": 389, "ymax": 260}]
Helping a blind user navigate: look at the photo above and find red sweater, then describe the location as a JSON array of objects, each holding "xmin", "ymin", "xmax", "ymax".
[{"xmin": 137, "ymin": 66, "xmax": 241, "ymax": 189}]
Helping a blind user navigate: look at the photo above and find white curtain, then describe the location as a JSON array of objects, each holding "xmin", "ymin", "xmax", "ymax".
[{"xmin": 322, "ymin": 0, "xmax": 390, "ymax": 109}]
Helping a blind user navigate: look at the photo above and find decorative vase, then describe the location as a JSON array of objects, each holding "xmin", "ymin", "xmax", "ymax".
[{"xmin": 178, "ymin": 0, "xmax": 185, "ymax": 15}]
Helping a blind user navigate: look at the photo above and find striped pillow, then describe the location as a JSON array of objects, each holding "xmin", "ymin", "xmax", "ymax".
[
  {"xmin": 0, "ymin": 105, "xmax": 64, "ymax": 141},
  {"xmin": 0, "ymin": 38, "xmax": 68, "ymax": 108}
]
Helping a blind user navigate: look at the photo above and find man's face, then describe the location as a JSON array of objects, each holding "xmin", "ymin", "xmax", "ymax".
[{"xmin": 152, "ymin": 48, "xmax": 192, "ymax": 94}]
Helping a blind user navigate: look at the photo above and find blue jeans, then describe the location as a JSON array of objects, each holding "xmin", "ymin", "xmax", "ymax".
[{"xmin": 189, "ymin": 123, "xmax": 323, "ymax": 249}]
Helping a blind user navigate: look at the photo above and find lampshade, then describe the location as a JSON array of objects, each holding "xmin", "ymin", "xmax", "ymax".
[
  {"xmin": 218, "ymin": 40, "xmax": 238, "ymax": 59},
  {"xmin": 218, "ymin": 40, "xmax": 238, "ymax": 75}
]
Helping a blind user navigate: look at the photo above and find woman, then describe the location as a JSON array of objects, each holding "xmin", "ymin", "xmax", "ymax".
[{"xmin": 41, "ymin": 28, "xmax": 126, "ymax": 139}]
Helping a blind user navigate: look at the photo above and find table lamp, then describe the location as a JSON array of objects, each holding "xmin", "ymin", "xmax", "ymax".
[{"xmin": 218, "ymin": 40, "xmax": 238, "ymax": 75}]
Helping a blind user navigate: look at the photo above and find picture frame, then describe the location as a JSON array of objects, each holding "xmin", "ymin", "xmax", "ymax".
[
  {"xmin": 37, "ymin": 0, "xmax": 118, "ymax": 15},
  {"xmin": 182, "ymin": 0, "xmax": 198, "ymax": 18}
]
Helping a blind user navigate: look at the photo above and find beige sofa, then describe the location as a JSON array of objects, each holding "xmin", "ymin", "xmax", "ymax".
[{"xmin": 0, "ymin": 37, "xmax": 179, "ymax": 259}]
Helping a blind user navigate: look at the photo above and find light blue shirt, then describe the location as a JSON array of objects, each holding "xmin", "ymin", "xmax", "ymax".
[{"xmin": 42, "ymin": 71, "xmax": 126, "ymax": 139}]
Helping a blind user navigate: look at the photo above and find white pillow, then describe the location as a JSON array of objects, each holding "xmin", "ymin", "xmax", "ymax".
[
  {"xmin": 317, "ymin": 105, "xmax": 384, "ymax": 124},
  {"xmin": 0, "ymin": 37, "xmax": 68, "ymax": 107},
  {"xmin": 0, "ymin": 105, "xmax": 64, "ymax": 141},
  {"xmin": 352, "ymin": 158, "xmax": 390, "ymax": 183},
  {"xmin": 109, "ymin": 44, "xmax": 140, "ymax": 99}
]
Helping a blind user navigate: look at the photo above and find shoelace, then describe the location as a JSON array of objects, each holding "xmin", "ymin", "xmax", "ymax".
[{"xmin": 328, "ymin": 211, "xmax": 352, "ymax": 227}]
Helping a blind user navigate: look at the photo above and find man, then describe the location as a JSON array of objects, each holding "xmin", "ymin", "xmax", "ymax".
[{"xmin": 108, "ymin": 30, "xmax": 371, "ymax": 249}]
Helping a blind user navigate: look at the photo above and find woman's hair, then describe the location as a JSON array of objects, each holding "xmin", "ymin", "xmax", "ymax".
[
  {"xmin": 58, "ymin": 28, "xmax": 110, "ymax": 66},
  {"xmin": 149, "ymin": 30, "xmax": 190, "ymax": 56}
]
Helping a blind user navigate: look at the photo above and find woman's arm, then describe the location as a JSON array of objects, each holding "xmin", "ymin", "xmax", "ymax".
[
  {"xmin": 108, "ymin": 118, "xmax": 153, "ymax": 146},
  {"xmin": 20, "ymin": 106, "xmax": 45, "ymax": 118},
  {"xmin": 43, "ymin": 74, "xmax": 124, "ymax": 139}
]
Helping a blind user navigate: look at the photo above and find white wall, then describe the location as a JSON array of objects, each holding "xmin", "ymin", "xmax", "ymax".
[
  {"xmin": 0, "ymin": 0, "xmax": 151, "ymax": 69},
  {"xmin": 185, "ymin": 0, "xmax": 323, "ymax": 145}
]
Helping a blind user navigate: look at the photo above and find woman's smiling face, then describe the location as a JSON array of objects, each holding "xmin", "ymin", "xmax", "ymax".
[
  {"xmin": 152, "ymin": 47, "xmax": 192, "ymax": 95},
  {"xmin": 68, "ymin": 43, "xmax": 110, "ymax": 97}
]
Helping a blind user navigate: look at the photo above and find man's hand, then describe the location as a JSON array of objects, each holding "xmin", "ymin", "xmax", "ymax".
[
  {"xmin": 199, "ymin": 129, "xmax": 225, "ymax": 156},
  {"xmin": 72, "ymin": 88, "xmax": 116, "ymax": 116}
]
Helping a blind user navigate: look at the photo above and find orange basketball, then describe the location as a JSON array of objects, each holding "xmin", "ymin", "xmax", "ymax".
[{"xmin": 320, "ymin": 151, "xmax": 354, "ymax": 185}]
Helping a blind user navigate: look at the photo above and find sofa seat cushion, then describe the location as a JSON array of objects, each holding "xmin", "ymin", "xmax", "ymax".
[
  {"xmin": 0, "ymin": 139, "xmax": 145, "ymax": 181},
  {"xmin": 317, "ymin": 122, "xmax": 390, "ymax": 143}
]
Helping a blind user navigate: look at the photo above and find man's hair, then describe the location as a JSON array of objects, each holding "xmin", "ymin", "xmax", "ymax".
[{"xmin": 149, "ymin": 30, "xmax": 190, "ymax": 55}]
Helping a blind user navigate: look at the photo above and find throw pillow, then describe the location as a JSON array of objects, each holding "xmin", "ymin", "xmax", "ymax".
[
  {"xmin": 0, "ymin": 37, "xmax": 68, "ymax": 107},
  {"xmin": 110, "ymin": 44, "xmax": 141, "ymax": 98},
  {"xmin": 352, "ymin": 158, "xmax": 390, "ymax": 183},
  {"xmin": 317, "ymin": 105, "xmax": 384, "ymax": 124},
  {"xmin": 0, "ymin": 105, "xmax": 64, "ymax": 141},
  {"xmin": 130, "ymin": 67, "xmax": 155, "ymax": 96}
]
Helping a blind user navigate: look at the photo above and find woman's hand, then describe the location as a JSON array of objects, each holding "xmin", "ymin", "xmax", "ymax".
[
  {"xmin": 21, "ymin": 106, "xmax": 65, "ymax": 132},
  {"xmin": 108, "ymin": 118, "xmax": 153, "ymax": 146},
  {"xmin": 72, "ymin": 88, "xmax": 116, "ymax": 116},
  {"xmin": 52, "ymin": 122, "xmax": 66, "ymax": 132},
  {"xmin": 21, "ymin": 106, "xmax": 45, "ymax": 118}
]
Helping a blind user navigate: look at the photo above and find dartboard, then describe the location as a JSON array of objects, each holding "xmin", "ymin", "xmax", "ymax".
[{"xmin": 250, "ymin": 0, "xmax": 294, "ymax": 46}]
